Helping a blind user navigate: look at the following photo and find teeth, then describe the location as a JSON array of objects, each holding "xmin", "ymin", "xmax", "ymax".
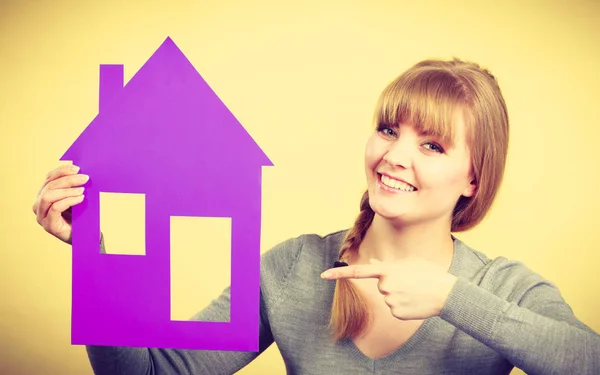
[{"xmin": 381, "ymin": 175, "xmax": 415, "ymax": 192}]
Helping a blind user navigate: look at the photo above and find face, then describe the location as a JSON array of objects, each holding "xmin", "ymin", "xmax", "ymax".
[{"xmin": 364, "ymin": 111, "xmax": 476, "ymax": 229}]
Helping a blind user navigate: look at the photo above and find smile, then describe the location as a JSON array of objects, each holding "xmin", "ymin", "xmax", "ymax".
[{"xmin": 378, "ymin": 174, "xmax": 417, "ymax": 192}]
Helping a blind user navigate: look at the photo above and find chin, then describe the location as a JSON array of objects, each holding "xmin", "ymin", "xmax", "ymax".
[{"xmin": 369, "ymin": 200, "xmax": 411, "ymax": 222}]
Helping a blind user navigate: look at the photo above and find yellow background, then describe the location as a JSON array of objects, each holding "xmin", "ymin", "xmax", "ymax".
[{"xmin": 2, "ymin": 0, "xmax": 599, "ymax": 374}]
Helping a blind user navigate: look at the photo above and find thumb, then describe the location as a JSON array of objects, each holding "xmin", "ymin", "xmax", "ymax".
[{"xmin": 369, "ymin": 258, "xmax": 383, "ymax": 264}]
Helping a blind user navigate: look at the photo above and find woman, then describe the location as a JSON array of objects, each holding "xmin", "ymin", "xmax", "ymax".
[{"xmin": 33, "ymin": 58, "xmax": 600, "ymax": 374}]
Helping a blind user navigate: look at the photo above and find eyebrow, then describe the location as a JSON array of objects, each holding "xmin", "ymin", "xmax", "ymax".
[{"xmin": 415, "ymin": 126, "xmax": 443, "ymax": 137}]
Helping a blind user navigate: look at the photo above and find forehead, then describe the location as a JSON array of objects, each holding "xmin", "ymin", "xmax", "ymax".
[{"xmin": 374, "ymin": 66, "xmax": 475, "ymax": 149}]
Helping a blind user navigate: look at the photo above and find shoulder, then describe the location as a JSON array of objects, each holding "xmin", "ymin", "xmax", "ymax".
[
  {"xmin": 260, "ymin": 229, "xmax": 347, "ymax": 272},
  {"xmin": 449, "ymin": 238, "xmax": 596, "ymax": 332},
  {"xmin": 453, "ymin": 237, "xmax": 563, "ymax": 305},
  {"xmin": 259, "ymin": 229, "xmax": 347, "ymax": 301}
]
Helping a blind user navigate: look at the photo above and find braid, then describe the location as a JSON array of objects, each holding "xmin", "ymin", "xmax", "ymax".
[{"xmin": 329, "ymin": 190, "xmax": 375, "ymax": 340}]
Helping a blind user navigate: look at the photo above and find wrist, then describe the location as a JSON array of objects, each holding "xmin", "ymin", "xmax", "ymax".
[{"xmin": 438, "ymin": 274, "xmax": 458, "ymax": 314}]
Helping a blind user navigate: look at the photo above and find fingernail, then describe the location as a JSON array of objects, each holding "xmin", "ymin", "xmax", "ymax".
[
  {"xmin": 71, "ymin": 165, "xmax": 80, "ymax": 172},
  {"xmin": 321, "ymin": 271, "xmax": 332, "ymax": 279},
  {"xmin": 81, "ymin": 174, "xmax": 90, "ymax": 181}
]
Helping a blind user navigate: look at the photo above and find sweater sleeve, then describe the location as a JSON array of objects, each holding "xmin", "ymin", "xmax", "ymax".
[
  {"xmin": 85, "ymin": 234, "xmax": 302, "ymax": 375},
  {"xmin": 439, "ymin": 260, "xmax": 600, "ymax": 375}
]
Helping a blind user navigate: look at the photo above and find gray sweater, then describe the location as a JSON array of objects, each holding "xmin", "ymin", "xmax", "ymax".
[{"xmin": 87, "ymin": 230, "xmax": 600, "ymax": 374}]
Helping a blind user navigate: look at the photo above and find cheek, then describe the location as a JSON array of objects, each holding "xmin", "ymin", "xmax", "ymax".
[
  {"xmin": 364, "ymin": 137, "xmax": 382, "ymax": 168},
  {"xmin": 419, "ymin": 162, "xmax": 470, "ymax": 190}
]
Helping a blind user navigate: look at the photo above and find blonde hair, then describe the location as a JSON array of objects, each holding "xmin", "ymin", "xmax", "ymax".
[{"xmin": 329, "ymin": 58, "xmax": 510, "ymax": 341}]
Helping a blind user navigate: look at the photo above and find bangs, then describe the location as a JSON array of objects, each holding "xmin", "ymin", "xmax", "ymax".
[{"xmin": 374, "ymin": 67, "xmax": 471, "ymax": 147}]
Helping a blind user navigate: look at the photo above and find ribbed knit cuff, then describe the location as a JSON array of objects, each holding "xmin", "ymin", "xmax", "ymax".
[
  {"xmin": 100, "ymin": 232, "xmax": 106, "ymax": 254},
  {"xmin": 440, "ymin": 277, "xmax": 509, "ymax": 342}
]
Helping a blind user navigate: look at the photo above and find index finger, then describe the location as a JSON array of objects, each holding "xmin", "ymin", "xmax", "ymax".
[
  {"xmin": 34, "ymin": 164, "xmax": 82, "ymax": 212},
  {"xmin": 320, "ymin": 264, "xmax": 386, "ymax": 280},
  {"xmin": 37, "ymin": 164, "xmax": 80, "ymax": 194},
  {"xmin": 45, "ymin": 164, "xmax": 81, "ymax": 183}
]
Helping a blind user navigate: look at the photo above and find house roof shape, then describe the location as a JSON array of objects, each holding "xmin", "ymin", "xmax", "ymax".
[{"xmin": 61, "ymin": 36, "xmax": 272, "ymax": 192}]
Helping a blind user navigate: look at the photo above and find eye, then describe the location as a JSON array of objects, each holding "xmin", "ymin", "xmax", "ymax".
[
  {"xmin": 423, "ymin": 142, "xmax": 445, "ymax": 153},
  {"xmin": 376, "ymin": 124, "xmax": 398, "ymax": 138}
]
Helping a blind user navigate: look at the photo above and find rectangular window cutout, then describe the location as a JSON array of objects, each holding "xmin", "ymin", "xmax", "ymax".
[
  {"xmin": 99, "ymin": 192, "xmax": 146, "ymax": 255},
  {"xmin": 170, "ymin": 216, "xmax": 231, "ymax": 322}
]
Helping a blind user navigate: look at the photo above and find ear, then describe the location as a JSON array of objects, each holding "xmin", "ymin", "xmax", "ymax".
[{"xmin": 462, "ymin": 178, "xmax": 477, "ymax": 198}]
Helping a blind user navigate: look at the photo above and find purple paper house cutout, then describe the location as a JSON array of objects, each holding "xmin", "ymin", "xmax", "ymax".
[{"xmin": 60, "ymin": 37, "xmax": 272, "ymax": 351}]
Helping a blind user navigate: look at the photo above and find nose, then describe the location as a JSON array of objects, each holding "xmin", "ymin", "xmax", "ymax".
[{"xmin": 383, "ymin": 136, "xmax": 413, "ymax": 169}]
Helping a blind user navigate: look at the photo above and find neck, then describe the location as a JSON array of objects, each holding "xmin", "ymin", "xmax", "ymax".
[{"xmin": 356, "ymin": 214, "xmax": 455, "ymax": 270}]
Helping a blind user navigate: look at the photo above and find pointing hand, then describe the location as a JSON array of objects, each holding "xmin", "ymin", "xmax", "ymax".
[{"xmin": 321, "ymin": 257, "xmax": 458, "ymax": 320}]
